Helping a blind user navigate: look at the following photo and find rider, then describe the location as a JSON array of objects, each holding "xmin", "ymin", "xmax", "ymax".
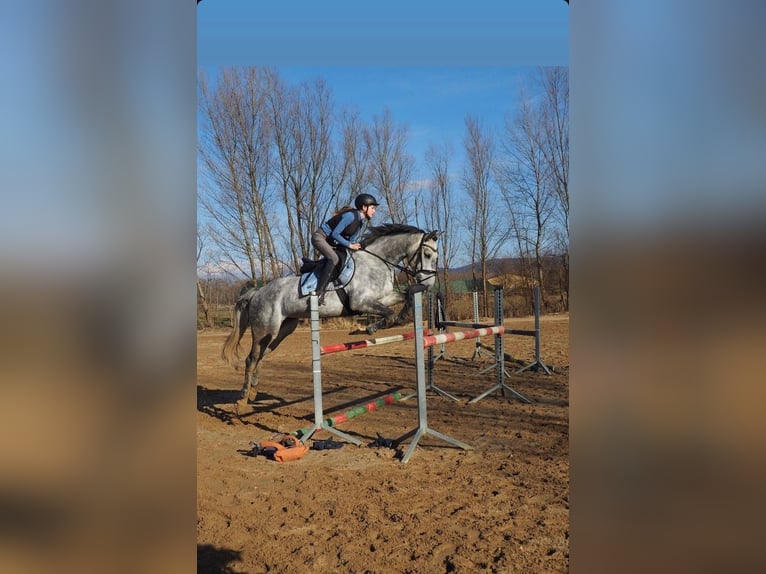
[{"xmin": 311, "ymin": 193, "xmax": 379, "ymax": 304}]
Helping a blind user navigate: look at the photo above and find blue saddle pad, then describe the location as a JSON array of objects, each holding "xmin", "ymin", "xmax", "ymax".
[{"xmin": 299, "ymin": 256, "xmax": 356, "ymax": 298}]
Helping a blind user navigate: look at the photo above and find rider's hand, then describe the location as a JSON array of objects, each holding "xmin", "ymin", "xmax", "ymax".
[{"xmin": 349, "ymin": 242, "xmax": 362, "ymax": 250}]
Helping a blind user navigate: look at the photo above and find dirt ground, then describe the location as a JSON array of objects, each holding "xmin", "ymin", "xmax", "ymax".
[{"xmin": 197, "ymin": 313, "xmax": 569, "ymax": 573}]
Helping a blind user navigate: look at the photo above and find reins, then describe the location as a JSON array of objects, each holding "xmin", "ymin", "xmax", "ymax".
[
  {"xmin": 361, "ymin": 249, "xmax": 416, "ymax": 276},
  {"xmin": 360, "ymin": 233, "xmax": 438, "ymax": 281}
]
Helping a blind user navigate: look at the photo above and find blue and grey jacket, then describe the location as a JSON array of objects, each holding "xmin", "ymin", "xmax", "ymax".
[{"xmin": 320, "ymin": 208, "xmax": 367, "ymax": 248}]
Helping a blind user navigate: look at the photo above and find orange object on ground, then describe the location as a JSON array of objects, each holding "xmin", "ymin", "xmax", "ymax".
[{"xmin": 259, "ymin": 435, "xmax": 309, "ymax": 462}]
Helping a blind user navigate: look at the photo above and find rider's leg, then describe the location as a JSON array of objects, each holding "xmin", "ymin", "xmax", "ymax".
[
  {"xmin": 310, "ymin": 230, "xmax": 340, "ymax": 304},
  {"xmin": 314, "ymin": 260, "xmax": 335, "ymax": 305}
]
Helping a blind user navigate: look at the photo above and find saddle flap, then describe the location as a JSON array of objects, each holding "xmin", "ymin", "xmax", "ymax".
[
  {"xmin": 300, "ymin": 249, "xmax": 346, "ymax": 275},
  {"xmin": 300, "ymin": 257, "xmax": 318, "ymax": 274},
  {"xmin": 298, "ymin": 250, "xmax": 355, "ymax": 299}
]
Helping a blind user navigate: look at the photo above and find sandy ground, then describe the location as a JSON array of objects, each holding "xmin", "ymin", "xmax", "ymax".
[{"xmin": 197, "ymin": 313, "xmax": 569, "ymax": 573}]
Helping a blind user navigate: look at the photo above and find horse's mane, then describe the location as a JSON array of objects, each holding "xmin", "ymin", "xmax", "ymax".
[{"xmin": 362, "ymin": 224, "xmax": 425, "ymax": 246}]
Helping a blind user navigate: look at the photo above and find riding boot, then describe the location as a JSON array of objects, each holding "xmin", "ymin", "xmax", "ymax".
[{"xmin": 314, "ymin": 261, "xmax": 335, "ymax": 305}]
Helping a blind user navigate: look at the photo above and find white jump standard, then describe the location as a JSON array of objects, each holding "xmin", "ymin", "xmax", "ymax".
[
  {"xmin": 424, "ymin": 292, "xmax": 458, "ymax": 401},
  {"xmin": 514, "ymin": 286, "xmax": 552, "ymax": 375},
  {"xmin": 467, "ymin": 286, "xmax": 532, "ymax": 404},
  {"xmin": 394, "ymin": 286, "xmax": 473, "ymax": 463},
  {"xmin": 438, "ymin": 286, "xmax": 532, "ymax": 404},
  {"xmin": 304, "ymin": 288, "xmax": 470, "ymax": 462},
  {"xmin": 302, "ymin": 294, "xmax": 365, "ymax": 446}
]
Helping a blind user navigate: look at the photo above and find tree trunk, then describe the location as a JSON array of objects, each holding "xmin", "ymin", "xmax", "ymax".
[{"xmin": 197, "ymin": 279, "xmax": 211, "ymax": 328}]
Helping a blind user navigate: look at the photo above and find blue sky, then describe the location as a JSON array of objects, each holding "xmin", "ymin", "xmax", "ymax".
[
  {"xmin": 198, "ymin": 66, "xmax": 546, "ymax": 204},
  {"xmin": 274, "ymin": 66, "xmax": 533, "ymax": 181},
  {"xmin": 197, "ymin": 65, "xmax": 556, "ymax": 270},
  {"xmin": 198, "ymin": 1, "xmax": 568, "ymax": 183},
  {"xmin": 197, "ymin": 1, "xmax": 569, "ymax": 67},
  {"xmin": 197, "ymin": 2, "xmax": 569, "ymax": 268}
]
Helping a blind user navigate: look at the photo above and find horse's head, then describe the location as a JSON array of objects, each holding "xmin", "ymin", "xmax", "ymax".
[
  {"xmin": 410, "ymin": 230, "xmax": 441, "ymax": 287},
  {"xmin": 362, "ymin": 224, "xmax": 441, "ymax": 287}
]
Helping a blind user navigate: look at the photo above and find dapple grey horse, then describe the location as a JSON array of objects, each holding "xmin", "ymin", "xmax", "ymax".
[{"xmin": 222, "ymin": 224, "xmax": 441, "ymax": 407}]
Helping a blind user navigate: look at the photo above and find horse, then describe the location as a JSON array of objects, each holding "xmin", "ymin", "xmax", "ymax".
[{"xmin": 221, "ymin": 224, "xmax": 441, "ymax": 407}]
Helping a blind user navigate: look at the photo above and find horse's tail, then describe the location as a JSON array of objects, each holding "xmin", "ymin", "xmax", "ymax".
[{"xmin": 221, "ymin": 284, "xmax": 257, "ymax": 368}]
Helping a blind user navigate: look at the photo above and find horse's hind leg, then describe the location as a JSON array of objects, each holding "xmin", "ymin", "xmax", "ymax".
[
  {"xmin": 237, "ymin": 333, "xmax": 272, "ymax": 407},
  {"xmin": 270, "ymin": 318, "xmax": 300, "ymax": 352},
  {"xmin": 236, "ymin": 318, "xmax": 300, "ymax": 409}
]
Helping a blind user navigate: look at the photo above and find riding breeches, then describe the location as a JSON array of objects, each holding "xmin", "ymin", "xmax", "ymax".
[{"xmin": 311, "ymin": 230, "xmax": 341, "ymax": 268}]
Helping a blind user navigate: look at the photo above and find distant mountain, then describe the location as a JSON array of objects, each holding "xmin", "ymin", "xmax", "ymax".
[
  {"xmin": 446, "ymin": 255, "xmax": 566, "ymax": 277},
  {"xmin": 447, "ymin": 257, "xmax": 522, "ymax": 277}
]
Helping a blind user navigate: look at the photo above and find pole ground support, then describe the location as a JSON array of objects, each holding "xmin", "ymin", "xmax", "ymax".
[{"xmin": 516, "ymin": 286, "xmax": 552, "ymax": 375}]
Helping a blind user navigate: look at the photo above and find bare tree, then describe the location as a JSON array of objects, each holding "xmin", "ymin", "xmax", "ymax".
[
  {"xmin": 198, "ymin": 68, "xmax": 281, "ymax": 281},
  {"xmin": 267, "ymin": 72, "xmax": 335, "ymax": 270},
  {"xmin": 330, "ymin": 108, "xmax": 370, "ymax": 215},
  {"xmin": 462, "ymin": 115, "xmax": 506, "ymax": 315},
  {"xmin": 538, "ymin": 67, "xmax": 569, "ymax": 239},
  {"xmin": 507, "ymin": 202, "xmax": 535, "ymax": 298},
  {"xmin": 299, "ymin": 78, "xmax": 335, "ymax": 258},
  {"xmin": 537, "ymin": 67, "xmax": 569, "ymax": 309},
  {"xmin": 364, "ymin": 108, "xmax": 415, "ymax": 223},
  {"xmin": 264, "ymin": 71, "xmax": 304, "ymax": 272},
  {"xmin": 497, "ymin": 91, "xmax": 557, "ymax": 310},
  {"xmin": 424, "ymin": 142, "xmax": 458, "ymax": 302},
  {"xmin": 196, "ymin": 227, "xmax": 211, "ymax": 328}
]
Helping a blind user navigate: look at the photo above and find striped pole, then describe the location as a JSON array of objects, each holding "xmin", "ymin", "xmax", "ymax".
[
  {"xmin": 295, "ymin": 392, "xmax": 402, "ymax": 438},
  {"xmin": 423, "ymin": 326, "xmax": 504, "ymax": 349},
  {"xmin": 321, "ymin": 330, "xmax": 431, "ymax": 355}
]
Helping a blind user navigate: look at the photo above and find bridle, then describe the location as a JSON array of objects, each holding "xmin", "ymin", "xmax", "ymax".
[
  {"xmin": 361, "ymin": 232, "xmax": 439, "ymax": 283},
  {"xmin": 407, "ymin": 233, "xmax": 439, "ymax": 282}
]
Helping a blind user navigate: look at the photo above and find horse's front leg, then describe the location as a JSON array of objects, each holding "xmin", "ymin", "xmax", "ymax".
[
  {"xmin": 365, "ymin": 300, "xmax": 411, "ymax": 334},
  {"xmin": 352, "ymin": 302, "xmax": 399, "ymax": 335},
  {"xmin": 372, "ymin": 285, "xmax": 433, "ymax": 332},
  {"xmin": 353, "ymin": 291, "xmax": 408, "ymax": 335},
  {"xmin": 365, "ymin": 311, "xmax": 397, "ymax": 335},
  {"xmin": 390, "ymin": 295, "xmax": 413, "ymax": 327}
]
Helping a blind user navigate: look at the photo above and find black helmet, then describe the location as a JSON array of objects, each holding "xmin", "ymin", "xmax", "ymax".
[{"xmin": 354, "ymin": 194, "xmax": 379, "ymax": 210}]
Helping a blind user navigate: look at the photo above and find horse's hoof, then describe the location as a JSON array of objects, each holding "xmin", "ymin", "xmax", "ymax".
[{"xmin": 235, "ymin": 397, "xmax": 249, "ymax": 414}]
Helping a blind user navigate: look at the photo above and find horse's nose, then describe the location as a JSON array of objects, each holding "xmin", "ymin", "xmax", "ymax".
[{"xmin": 417, "ymin": 272, "xmax": 436, "ymax": 285}]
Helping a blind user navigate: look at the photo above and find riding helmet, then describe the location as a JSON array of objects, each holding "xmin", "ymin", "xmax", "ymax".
[{"xmin": 354, "ymin": 193, "xmax": 380, "ymax": 209}]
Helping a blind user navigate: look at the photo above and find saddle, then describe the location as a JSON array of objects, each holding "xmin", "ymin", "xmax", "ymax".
[
  {"xmin": 299, "ymin": 248, "xmax": 348, "ymax": 278},
  {"xmin": 298, "ymin": 249, "xmax": 355, "ymax": 300}
]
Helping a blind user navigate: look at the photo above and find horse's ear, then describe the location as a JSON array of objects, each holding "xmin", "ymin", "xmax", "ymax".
[{"xmin": 427, "ymin": 230, "xmax": 443, "ymax": 240}]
